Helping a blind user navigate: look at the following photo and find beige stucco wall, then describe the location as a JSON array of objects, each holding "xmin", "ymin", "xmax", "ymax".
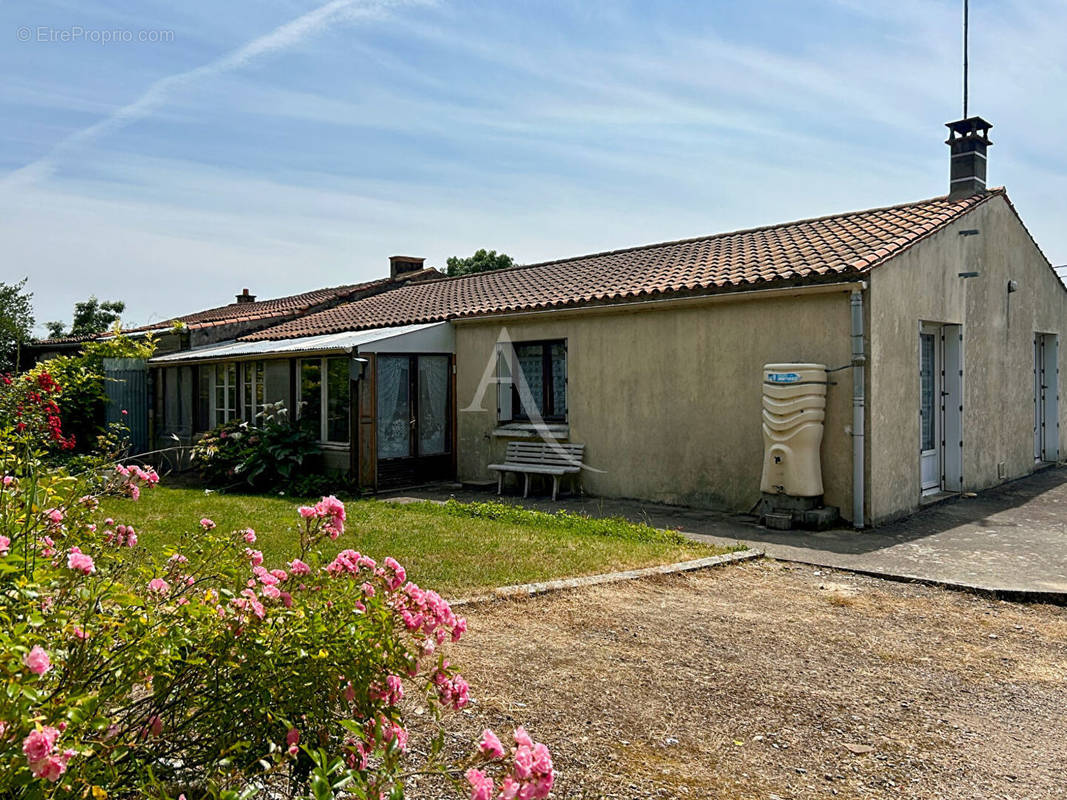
[
  {"xmin": 868, "ymin": 195, "xmax": 1067, "ymax": 524},
  {"xmin": 455, "ymin": 290, "xmax": 857, "ymax": 517}
]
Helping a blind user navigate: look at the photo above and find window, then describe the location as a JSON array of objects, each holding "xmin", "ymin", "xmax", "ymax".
[
  {"xmin": 242, "ymin": 361, "xmax": 265, "ymax": 423},
  {"xmin": 213, "ymin": 362, "xmax": 237, "ymax": 426},
  {"xmin": 511, "ymin": 340, "xmax": 566, "ymax": 422},
  {"xmin": 299, "ymin": 357, "xmax": 350, "ymax": 443},
  {"xmin": 326, "ymin": 358, "xmax": 350, "ymax": 443}
]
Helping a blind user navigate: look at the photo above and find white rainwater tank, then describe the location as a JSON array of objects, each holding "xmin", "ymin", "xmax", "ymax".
[{"xmin": 760, "ymin": 363, "xmax": 827, "ymax": 498}]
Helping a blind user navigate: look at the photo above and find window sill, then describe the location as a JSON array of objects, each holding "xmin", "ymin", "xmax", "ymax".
[
  {"xmin": 492, "ymin": 422, "xmax": 569, "ymax": 440},
  {"xmin": 318, "ymin": 442, "xmax": 351, "ymax": 451}
]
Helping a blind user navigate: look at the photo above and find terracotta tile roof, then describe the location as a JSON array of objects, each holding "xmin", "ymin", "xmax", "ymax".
[
  {"xmin": 126, "ymin": 268, "xmax": 443, "ymax": 333},
  {"xmin": 243, "ymin": 191, "xmax": 1001, "ymax": 341},
  {"xmin": 28, "ymin": 332, "xmax": 101, "ymax": 347}
]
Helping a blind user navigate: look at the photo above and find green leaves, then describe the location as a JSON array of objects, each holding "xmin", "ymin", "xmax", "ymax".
[
  {"xmin": 445, "ymin": 249, "xmax": 516, "ymax": 277},
  {"xmin": 191, "ymin": 407, "xmax": 322, "ymax": 494}
]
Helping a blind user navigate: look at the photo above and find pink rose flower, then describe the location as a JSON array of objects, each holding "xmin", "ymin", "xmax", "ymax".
[
  {"xmin": 465, "ymin": 768, "xmax": 494, "ymax": 800},
  {"xmin": 531, "ymin": 742, "xmax": 553, "ymax": 775},
  {"xmin": 298, "ymin": 505, "xmax": 316, "ymax": 518},
  {"xmin": 514, "ymin": 726, "xmax": 533, "ymax": 749},
  {"xmin": 512, "ymin": 745, "xmax": 533, "ymax": 780},
  {"xmin": 147, "ymin": 577, "xmax": 170, "ymax": 595},
  {"xmin": 478, "ymin": 728, "xmax": 505, "ymax": 759},
  {"xmin": 498, "ymin": 776, "xmax": 520, "ymax": 800},
  {"xmin": 66, "ymin": 547, "xmax": 95, "ymax": 575},
  {"xmin": 0, "ymin": 535, "xmax": 10, "ymax": 555},
  {"xmin": 242, "ymin": 528, "xmax": 256, "ymax": 543},
  {"xmin": 29, "ymin": 753, "xmax": 68, "ymax": 782},
  {"xmin": 452, "ymin": 617, "xmax": 467, "ymax": 642},
  {"xmin": 245, "ymin": 548, "xmax": 263, "ymax": 567},
  {"xmin": 22, "ymin": 726, "xmax": 59, "ymax": 761},
  {"xmin": 23, "ymin": 646, "xmax": 51, "ymax": 676},
  {"xmin": 288, "ymin": 558, "xmax": 310, "ymax": 575},
  {"xmin": 199, "ymin": 518, "xmax": 216, "ymax": 530}
]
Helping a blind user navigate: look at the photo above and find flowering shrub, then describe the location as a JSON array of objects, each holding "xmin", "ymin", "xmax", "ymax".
[
  {"xmin": 0, "ymin": 394, "xmax": 552, "ymax": 798},
  {"xmin": 0, "ymin": 371, "xmax": 76, "ymax": 450},
  {"xmin": 26, "ymin": 330, "xmax": 155, "ymax": 453},
  {"xmin": 191, "ymin": 403, "xmax": 328, "ymax": 494}
]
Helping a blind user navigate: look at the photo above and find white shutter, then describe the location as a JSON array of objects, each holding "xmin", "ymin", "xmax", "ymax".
[
  {"xmin": 942, "ymin": 325, "xmax": 963, "ymax": 492},
  {"xmin": 1043, "ymin": 335, "xmax": 1060, "ymax": 462}
]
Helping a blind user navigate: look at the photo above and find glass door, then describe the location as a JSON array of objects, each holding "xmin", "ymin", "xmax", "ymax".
[
  {"xmin": 376, "ymin": 354, "xmax": 453, "ymax": 488},
  {"xmin": 920, "ymin": 326, "xmax": 941, "ymax": 493}
]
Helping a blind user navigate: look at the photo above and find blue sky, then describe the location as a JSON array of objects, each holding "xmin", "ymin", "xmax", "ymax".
[{"xmin": 1, "ymin": 0, "xmax": 1065, "ymax": 333}]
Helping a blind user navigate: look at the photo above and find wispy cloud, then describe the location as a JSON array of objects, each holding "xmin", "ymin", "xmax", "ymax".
[{"xmin": 0, "ymin": 0, "xmax": 404, "ymax": 192}]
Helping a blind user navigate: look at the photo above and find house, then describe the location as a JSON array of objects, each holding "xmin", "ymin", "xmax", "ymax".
[
  {"xmin": 27, "ymin": 259, "xmax": 442, "ymax": 451},
  {"xmin": 149, "ymin": 116, "xmax": 1067, "ymax": 526}
]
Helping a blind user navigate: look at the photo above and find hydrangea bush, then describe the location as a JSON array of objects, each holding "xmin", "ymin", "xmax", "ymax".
[
  {"xmin": 190, "ymin": 403, "xmax": 329, "ymax": 495},
  {"xmin": 0, "ymin": 376, "xmax": 553, "ymax": 799}
]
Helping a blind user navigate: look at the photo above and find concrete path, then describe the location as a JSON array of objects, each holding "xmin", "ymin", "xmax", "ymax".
[{"xmin": 384, "ymin": 466, "xmax": 1067, "ymax": 600}]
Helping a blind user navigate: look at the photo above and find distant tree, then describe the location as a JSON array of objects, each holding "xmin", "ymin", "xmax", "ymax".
[
  {"xmin": 0, "ymin": 278, "xmax": 34, "ymax": 373},
  {"xmin": 48, "ymin": 296, "xmax": 127, "ymax": 338},
  {"xmin": 445, "ymin": 249, "xmax": 515, "ymax": 277}
]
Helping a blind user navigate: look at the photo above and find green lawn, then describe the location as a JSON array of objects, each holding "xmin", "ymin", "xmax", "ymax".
[{"xmin": 98, "ymin": 487, "xmax": 729, "ymax": 596}]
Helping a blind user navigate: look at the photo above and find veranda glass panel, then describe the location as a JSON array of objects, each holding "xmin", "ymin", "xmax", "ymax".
[
  {"xmin": 377, "ymin": 356, "xmax": 410, "ymax": 459},
  {"xmin": 325, "ymin": 358, "xmax": 350, "ymax": 443},
  {"xmin": 300, "ymin": 359, "xmax": 322, "ymax": 438},
  {"xmin": 197, "ymin": 367, "xmax": 210, "ymax": 431},
  {"xmin": 214, "ymin": 363, "xmax": 226, "ymax": 425},
  {"xmin": 226, "ymin": 363, "xmax": 237, "ymax": 421},
  {"xmin": 418, "ymin": 356, "xmax": 449, "ymax": 456},
  {"xmin": 244, "ymin": 361, "xmax": 265, "ymax": 423}
]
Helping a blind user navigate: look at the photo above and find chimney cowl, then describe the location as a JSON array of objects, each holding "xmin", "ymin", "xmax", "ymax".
[
  {"xmin": 946, "ymin": 116, "xmax": 993, "ymax": 200},
  {"xmin": 389, "ymin": 255, "xmax": 425, "ymax": 280},
  {"xmin": 236, "ymin": 288, "xmax": 256, "ymax": 304}
]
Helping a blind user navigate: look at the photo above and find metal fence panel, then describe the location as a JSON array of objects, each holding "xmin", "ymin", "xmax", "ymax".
[{"xmin": 102, "ymin": 358, "xmax": 148, "ymax": 454}]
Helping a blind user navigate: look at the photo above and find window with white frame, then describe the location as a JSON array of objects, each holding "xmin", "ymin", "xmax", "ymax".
[
  {"xmin": 212, "ymin": 362, "xmax": 237, "ymax": 426},
  {"xmin": 242, "ymin": 361, "xmax": 265, "ymax": 423},
  {"xmin": 299, "ymin": 357, "xmax": 350, "ymax": 443}
]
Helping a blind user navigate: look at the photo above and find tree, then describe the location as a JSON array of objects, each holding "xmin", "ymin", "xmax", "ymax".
[
  {"xmin": 48, "ymin": 295, "xmax": 126, "ymax": 338},
  {"xmin": 0, "ymin": 278, "xmax": 34, "ymax": 373},
  {"xmin": 445, "ymin": 248, "xmax": 515, "ymax": 277}
]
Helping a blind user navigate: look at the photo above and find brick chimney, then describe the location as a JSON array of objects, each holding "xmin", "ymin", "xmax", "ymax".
[
  {"xmin": 945, "ymin": 117, "xmax": 992, "ymax": 200},
  {"xmin": 236, "ymin": 288, "xmax": 256, "ymax": 304},
  {"xmin": 389, "ymin": 255, "xmax": 425, "ymax": 280}
]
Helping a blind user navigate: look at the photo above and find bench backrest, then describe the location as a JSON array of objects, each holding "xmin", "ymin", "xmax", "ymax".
[{"xmin": 503, "ymin": 441, "xmax": 585, "ymax": 468}]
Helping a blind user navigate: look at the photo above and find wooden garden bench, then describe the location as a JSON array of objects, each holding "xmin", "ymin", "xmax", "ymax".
[{"xmin": 488, "ymin": 441, "xmax": 585, "ymax": 501}]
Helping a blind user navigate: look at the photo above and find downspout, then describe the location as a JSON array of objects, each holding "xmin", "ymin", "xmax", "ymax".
[{"xmin": 850, "ymin": 285, "xmax": 866, "ymax": 529}]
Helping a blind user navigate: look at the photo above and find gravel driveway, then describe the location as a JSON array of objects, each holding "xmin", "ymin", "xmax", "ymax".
[{"xmin": 410, "ymin": 561, "xmax": 1067, "ymax": 799}]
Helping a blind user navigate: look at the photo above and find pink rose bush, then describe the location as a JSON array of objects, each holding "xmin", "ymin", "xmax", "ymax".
[
  {"xmin": 0, "ymin": 399, "xmax": 552, "ymax": 799},
  {"xmin": 464, "ymin": 727, "xmax": 554, "ymax": 800}
]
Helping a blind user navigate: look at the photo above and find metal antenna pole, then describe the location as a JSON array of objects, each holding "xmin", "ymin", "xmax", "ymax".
[{"xmin": 963, "ymin": 0, "xmax": 969, "ymax": 118}]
